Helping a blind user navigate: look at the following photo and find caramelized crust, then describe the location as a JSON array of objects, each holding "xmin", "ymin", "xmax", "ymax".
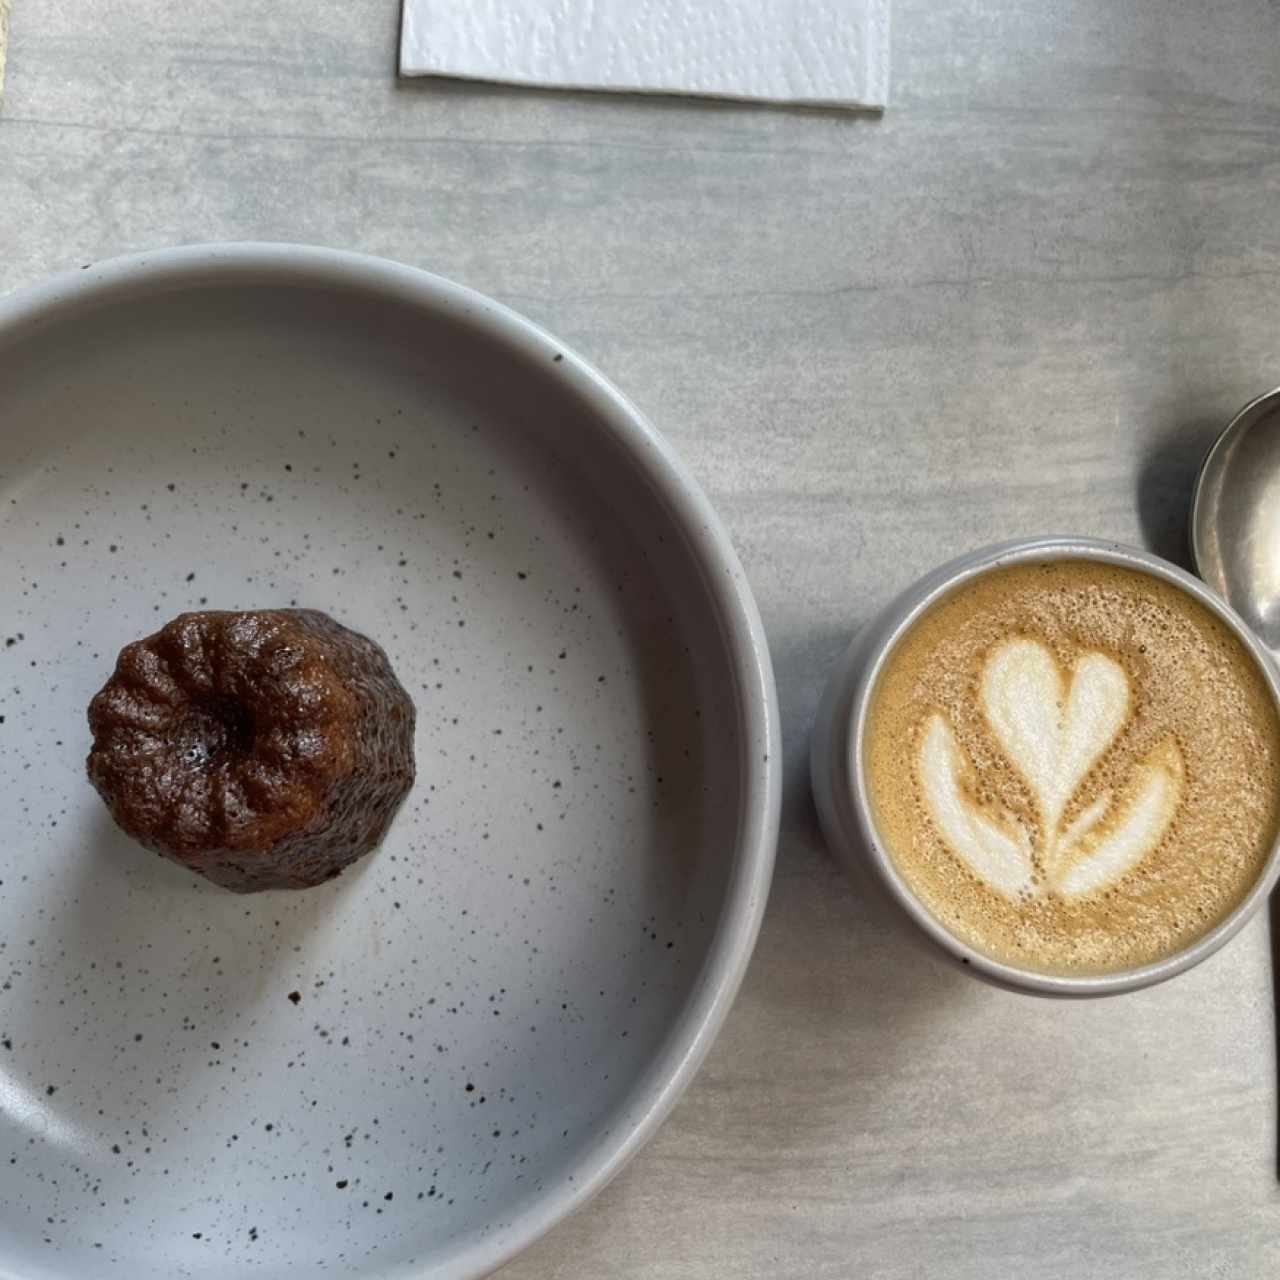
[{"xmin": 87, "ymin": 610, "xmax": 415, "ymax": 892}]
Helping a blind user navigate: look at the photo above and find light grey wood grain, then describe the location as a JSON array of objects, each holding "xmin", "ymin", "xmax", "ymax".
[{"xmin": 3, "ymin": 1, "xmax": 1280, "ymax": 1275}]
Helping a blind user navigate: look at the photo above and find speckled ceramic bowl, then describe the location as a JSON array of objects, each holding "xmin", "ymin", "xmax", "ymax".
[{"xmin": 0, "ymin": 244, "xmax": 780, "ymax": 1279}]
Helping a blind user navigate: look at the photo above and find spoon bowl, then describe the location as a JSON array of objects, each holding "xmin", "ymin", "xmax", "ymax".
[{"xmin": 1191, "ymin": 386, "xmax": 1280, "ymax": 649}]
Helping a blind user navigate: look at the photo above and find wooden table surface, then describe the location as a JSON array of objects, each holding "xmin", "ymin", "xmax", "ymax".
[{"xmin": 3, "ymin": 1, "xmax": 1279, "ymax": 1275}]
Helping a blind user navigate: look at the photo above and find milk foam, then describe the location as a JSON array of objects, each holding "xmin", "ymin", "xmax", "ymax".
[
  {"xmin": 864, "ymin": 561, "xmax": 1280, "ymax": 975},
  {"xmin": 918, "ymin": 638, "xmax": 1184, "ymax": 900},
  {"xmin": 919, "ymin": 714, "xmax": 1034, "ymax": 899}
]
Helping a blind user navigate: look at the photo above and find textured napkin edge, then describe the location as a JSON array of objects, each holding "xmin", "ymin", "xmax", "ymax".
[
  {"xmin": 398, "ymin": 0, "xmax": 891, "ymax": 111},
  {"xmin": 0, "ymin": 0, "xmax": 10, "ymax": 109},
  {"xmin": 868, "ymin": 0, "xmax": 891, "ymax": 107}
]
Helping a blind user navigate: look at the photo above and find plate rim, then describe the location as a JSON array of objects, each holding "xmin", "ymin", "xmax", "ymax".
[{"xmin": 0, "ymin": 242, "xmax": 782, "ymax": 1280}]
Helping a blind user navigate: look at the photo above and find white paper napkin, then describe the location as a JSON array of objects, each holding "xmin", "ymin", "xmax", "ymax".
[
  {"xmin": 0, "ymin": 0, "xmax": 11, "ymax": 108},
  {"xmin": 400, "ymin": 0, "xmax": 889, "ymax": 110}
]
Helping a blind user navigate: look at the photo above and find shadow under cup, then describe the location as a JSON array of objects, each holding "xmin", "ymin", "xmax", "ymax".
[{"xmin": 810, "ymin": 536, "xmax": 1280, "ymax": 998}]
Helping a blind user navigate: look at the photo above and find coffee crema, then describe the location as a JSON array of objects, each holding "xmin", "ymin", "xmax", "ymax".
[{"xmin": 864, "ymin": 561, "xmax": 1280, "ymax": 975}]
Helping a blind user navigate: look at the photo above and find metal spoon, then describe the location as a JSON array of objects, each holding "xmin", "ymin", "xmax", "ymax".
[
  {"xmin": 1189, "ymin": 384, "xmax": 1280, "ymax": 1183},
  {"xmin": 1191, "ymin": 386, "xmax": 1280, "ymax": 646}
]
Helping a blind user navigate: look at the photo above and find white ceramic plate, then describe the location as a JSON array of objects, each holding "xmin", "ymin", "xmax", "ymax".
[{"xmin": 0, "ymin": 245, "xmax": 779, "ymax": 1279}]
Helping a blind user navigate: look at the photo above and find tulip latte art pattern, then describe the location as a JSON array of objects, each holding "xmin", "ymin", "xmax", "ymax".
[
  {"xmin": 866, "ymin": 562, "xmax": 1280, "ymax": 975},
  {"xmin": 920, "ymin": 639, "xmax": 1183, "ymax": 901}
]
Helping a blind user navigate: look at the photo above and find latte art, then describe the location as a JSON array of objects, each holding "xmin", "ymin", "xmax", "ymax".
[
  {"xmin": 865, "ymin": 561, "xmax": 1280, "ymax": 975},
  {"xmin": 919, "ymin": 638, "xmax": 1184, "ymax": 900}
]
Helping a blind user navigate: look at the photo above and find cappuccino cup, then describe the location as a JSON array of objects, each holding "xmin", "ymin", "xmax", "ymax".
[{"xmin": 810, "ymin": 537, "xmax": 1280, "ymax": 996}]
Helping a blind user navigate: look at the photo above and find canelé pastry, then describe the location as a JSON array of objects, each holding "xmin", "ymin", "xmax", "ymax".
[{"xmin": 87, "ymin": 609, "xmax": 415, "ymax": 892}]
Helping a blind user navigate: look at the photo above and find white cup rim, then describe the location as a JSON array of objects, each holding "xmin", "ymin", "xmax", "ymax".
[{"xmin": 846, "ymin": 535, "xmax": 1280, "ymax": 997}]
